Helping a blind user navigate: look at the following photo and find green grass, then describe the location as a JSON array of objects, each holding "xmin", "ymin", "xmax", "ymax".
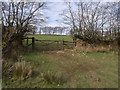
[
  {"xmin": 27, "ymin": 34, "xmax": 73, "ymax": 42},
  {"xmin": 23, "ymin": 35, "xmax": 74, "ymax": 51},
  {"xmin": 3, "ymin": 50, "xmax": 118, "ymax": 88},
  {"xmin": 3, "ymin": 35, "xmax": 118, "ymax": 88}
]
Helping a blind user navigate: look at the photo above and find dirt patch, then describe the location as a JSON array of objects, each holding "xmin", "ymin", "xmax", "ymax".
[
  {"xmin": 44, "ymin": 51, "xmax": 98, "ymax": 74},
  {"xmin": 73, "ymin": 64, "xmax": 97, "ymax": 72},
  {"xmin": 60, "ymin": 63, "xmax": 98, "ymax": 78},
  {"xmin": 43, "ymin": 51, "xmax": 65, "ymax": 55},
  {"xmin": 43, "ymin": 51, "xmax": 57, "ymax": 54},
  {"xmin": 59, "ymin": 53, "xmax": 75, "ymax": 60},
  {"xmin": 57, "ymin": 51, "xmax": 64, "ymax": 54},
  {"xmin": 44, "ymin": 50, "xmax": 75, "ymax": 61}
]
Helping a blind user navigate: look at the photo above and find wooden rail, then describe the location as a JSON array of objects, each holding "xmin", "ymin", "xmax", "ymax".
[{"xmin": 23, "ymin": 37, "xmax": 76, "ymax": 50}]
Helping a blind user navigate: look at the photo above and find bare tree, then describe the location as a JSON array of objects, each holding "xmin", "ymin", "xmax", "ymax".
[
  {"xmin": 2, "ymin": 1, "xmax": 45, "ymax": 56},
  {"xmin": 61, "ymin": 2, "xmax": 118, "ymax": 43}
]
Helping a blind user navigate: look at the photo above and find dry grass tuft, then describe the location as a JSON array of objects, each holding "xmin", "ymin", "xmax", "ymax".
[
  {"xmin": 41, "ymin": 70, "xmax": 67, "ymax": 85},
  {"xmin": 75, "ymin": 39, "xmax": 117, "ymax": 53},
  {"xmin": 2, "ymin": 61, "xmax": 14, "ymax": 78},
  {"xmin": 14, "ymin": 60, "xmax": 33, "ymax": 80}
]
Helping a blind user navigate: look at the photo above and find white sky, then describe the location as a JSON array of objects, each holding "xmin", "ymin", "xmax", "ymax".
[
  {"xmin": 43, "ymin": 2, "xmax": 67, "ymax": 27},
  {"xmin": 1, "ymin": 1, "xmax": 119, "ymax": 27}
]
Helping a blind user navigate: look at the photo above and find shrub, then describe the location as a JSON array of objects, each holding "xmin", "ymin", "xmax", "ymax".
[
  {"xmin": 41, "ymin": 70, "xmax": 67, "ymax": 85},
  {"xmin": 3, "ymin": 55, "xmax": 33, "ymax": 81},
  {"xmin": 2, "ymin": 61, "xmax": 14, "ymax": 78},
  {"xmin": 14, "ymin": 60, "xmax": 33, "ymax": 80}
]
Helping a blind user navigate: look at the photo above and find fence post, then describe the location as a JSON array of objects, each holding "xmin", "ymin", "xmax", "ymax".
[
  {"xmin": 63, "ymin": 39, "xmax": 64, "ymax": 50},
  {"xmin": 26, "ymin": 37, "xmax": 28, "ymax": 46},
  {"xmin": 73, "ymin": 38, "xmax": 76, "ymax": 47},
  {"xmin": 26, "ymin": 37, "xmax": 28, "ymax": 50},
  {"xmin": 74, "ymin": 40, "xmax": 76, "ymax": 47},
  {"xmin": 57, "ymin": 41, "xmax": 59, "ymax": 50},
  {"xmin": 32, "ymin": 37, "xmax": 35, "ymax": 50}
]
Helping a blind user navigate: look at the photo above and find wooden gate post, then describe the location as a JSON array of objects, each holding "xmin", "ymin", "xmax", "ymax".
[
  {"xmin": 26, "ymin": 37, "xmax": 28, "ymax": 46},
  {"xmin": 26, "ymin": 37, "xmax": 28, "ymax": 50},
  {"xmin": 63, "ymin": 39, "xmax": 64, "ymax": 50},
  {"xmin": 73, "ymin": 38, "xmax": 76, "ymax": 47},
  {"xmin": 32, "ymin": 37, "xmax": 35, "ymax": 50},
  {"xmin": 74, "ymin": 40, "xmax": 76, "ymax": 47}
]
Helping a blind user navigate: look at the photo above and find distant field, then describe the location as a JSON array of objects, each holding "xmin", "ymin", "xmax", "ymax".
[
  {"xmin": 27, "ymin": 34, "xmax": 73, "ymax": 42},
  {"xmin": 23, "ymin": 35, "xmax": 74, "ymax": 50}
]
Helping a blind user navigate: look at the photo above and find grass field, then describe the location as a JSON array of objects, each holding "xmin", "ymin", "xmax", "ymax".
[
  {"xmin": 27, "ymin": 34, "xmax": 73, "ymax": 41},
  {"xmin": 3, "ymin": 35, "xmax": 118, "ymax": 88},
  {"xmin": 23, "ymin": 35, "xmax": 74, "ymax": 50}
]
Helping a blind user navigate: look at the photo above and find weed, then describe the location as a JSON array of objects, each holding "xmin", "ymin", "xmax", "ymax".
[
  {"xmin": 14, "ymin": 60, "xmax": 33, "ymax": 80},
  {"xmin": 41, "ymin": 70, "xmax": 67, "ymax": 85},
  {"xmin": 2, "ymin": 61, "xmax": 14, "ymax": 78}
]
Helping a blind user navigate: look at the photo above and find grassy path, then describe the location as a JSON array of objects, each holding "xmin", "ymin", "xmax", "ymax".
[{"xmin": 3, "ymin": 49, "xmax": 118, "ymax": 88}]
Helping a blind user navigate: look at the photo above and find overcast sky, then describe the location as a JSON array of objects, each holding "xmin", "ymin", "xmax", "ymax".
[
  {"xmin": 43, "ymin": 2, "xmax": 67, "ymax": 27},
  {"xmin": 1, "ymin": 0, "xmax": 119, "ymax": 27},
  {"xmin": 42, "ymin": 1, "xmax": 119, "ymax": 27}
]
